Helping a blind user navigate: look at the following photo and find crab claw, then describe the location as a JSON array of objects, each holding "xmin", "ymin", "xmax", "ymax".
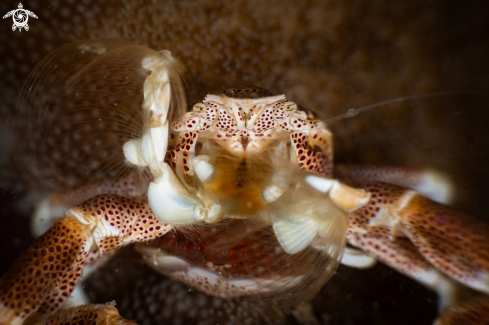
[
  {"xmin": 305, "ymin": 175, "xmax": 371, "ymax": 212},
  {"xmin": 141, "ymin": 49, "xmax": 186, "ymax": 126},
  {"xmin": 148, "ymin": 163, "xmax": 221, "ymax": 223},
  {"xmin": 340, "ymin": 247, "xmax": 377, "ymax": 269}
]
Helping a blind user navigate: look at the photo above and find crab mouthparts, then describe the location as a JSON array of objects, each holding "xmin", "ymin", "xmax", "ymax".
[
  {"xmin": 239, "ymin": 135, "xmax": 250, "ymax": 148},
  {"xmin": 229, "ymin": 135, "xmax": 257, "ymax": 151}
]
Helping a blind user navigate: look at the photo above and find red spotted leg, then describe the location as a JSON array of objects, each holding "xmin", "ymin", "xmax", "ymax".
[
  {"xmin": 32, "ymin": 174, "xmax": 147, "ymax": 237},
  {"xmin": 0, "ymin": 195, "xmax": 171, "ymax": 325},
  {"xmin": 304, "ymin": 176, "xmax": 459, "ymax": 309},
  {"xmin": 34, "ymin": 303, "xmax": 138, "ymax": 325},
  {"xmin": 398, "ymin": 193, "xmax": 489, "ymax": 292},
  {"xmin": 335, "ymin": 164, "xmax": 454, "ymax": 204},
  {"xmin": 290, "ymin": 129, "xmax": 333, "ymax": 178},
  {"xmin": 334, "ymin": 164, "xmax": 457, "ymax": 269},
  {"xmin": 343, "ymin": 180, "xmax": 489, "ymax": 310},
  {"xmin": 29, "ymin": 174, "xmax": 148, "ymax": 308}
]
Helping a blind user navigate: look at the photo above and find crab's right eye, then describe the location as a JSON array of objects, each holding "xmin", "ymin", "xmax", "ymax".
[
  {"xmin": 193, "ymin": 103, "xmax": 206, "ymax": 114},
  {"xmin": 284, "ymin": 101, "xmax": 298, "ymax": 113}
]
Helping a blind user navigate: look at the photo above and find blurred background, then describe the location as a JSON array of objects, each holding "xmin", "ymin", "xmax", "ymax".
[{"xmin": 0, "ymin": 0, "xmax": 488, "ymax": 324}]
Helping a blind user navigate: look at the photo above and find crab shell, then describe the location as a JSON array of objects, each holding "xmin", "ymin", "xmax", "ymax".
[{"xmin": 121, "ymin": 84, "xmax": 369, "ymax": 302}]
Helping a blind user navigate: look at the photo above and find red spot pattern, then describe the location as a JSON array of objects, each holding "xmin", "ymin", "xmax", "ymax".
[
  {"xmin": 168, "ymin": 132, "xmax": 197, "ymax": 175},
  {"xmin": 272, "ymin": 102, "xmax": 287, "ymax": 120},
  {"xmin": 347, "ymin": 181, "xmax": 489, "ymax": 291},
  {"xmin": 252, "ymin": 106, "xmax": 276, "ymax": 133},
  {"xmin": 172, "ymin": 121, "xmax": 186, "ymax": 132},
  {"xmin": 277, "ymin": 119, "xmax": 291, "ymax": 131},
  {"xmin": 290, "ymin": 118, "xmax": 320, "ymax": 130},
  {"xmin": 167, "ymin": 96, "xmax": 334, "ymax": 182},
  {"xmin": 346, "ymin": 182, "xmax": 439, "ymax": 277},
  {"xmin": 399, "ymin": 195, "xmax": 489, "ymax": 288},
  {"xmin": 0, "ymin": 195, "xmax": 171, "ymax": 322},
  {"xmin": 74, "ymin": 195, "xmax": 171, "ymax": 249},
  {"xmin": 0, "ymin": 218, "xmax": 90, "ymax": 320},
  {"xmin": 216, "ymin": 109, "xmax": 237, "ymax": 133},
  {"xmin": 290, "ymin": 131, "xmax": 331, "ymax": 177},
  {"xmin": 172, "ymin": 103, "xmax": 217, "ymax": 133},
  {"xmin": 203, "ymin": 103, "xmax": 217, "ymax": 122}
]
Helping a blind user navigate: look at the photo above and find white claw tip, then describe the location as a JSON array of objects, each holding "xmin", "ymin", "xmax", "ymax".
[
  {"xmin": 341, "ymin": 247, "xmax": 377, "ymax": 269},
  {"xmin": 148, "ymin": 164, "xmax": 200, "ymax": 224},
  {"xmin": 305, "ymin": 175, "xmax": 334, "ymax": 193},
  {"xmin": 329, "ymin": 182, "xmax": 371, "ymax": 212},
  {"xmin": 305, "ymin": 176, "xmax": 370, "ymax": 212},
  {"xmin": 194, "ymin": 159, "xmax": 215, "ymax": 183}
]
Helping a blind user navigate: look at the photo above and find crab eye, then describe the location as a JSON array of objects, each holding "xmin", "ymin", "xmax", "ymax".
[
  {"xmin": 284, "ymin": 101, "xmax": 298, "ymax": 113},
  {"xmin": 193, "ymin": 103, "xmax": 206, "ymax": 114}
]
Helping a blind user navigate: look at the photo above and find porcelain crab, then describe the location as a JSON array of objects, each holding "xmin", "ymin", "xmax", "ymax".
[{"xmin": 0, "ymin": 39, "xmax": 488, "ymax": 325}]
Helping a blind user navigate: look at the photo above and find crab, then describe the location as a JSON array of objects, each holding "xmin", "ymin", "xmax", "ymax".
[{"xmin": 0, "ymin": 39, "xmax": 488, "ymax": 325}]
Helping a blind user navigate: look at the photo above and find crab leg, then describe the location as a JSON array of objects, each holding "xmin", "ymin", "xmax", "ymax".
[
  {"xmin": 32, "ymin": 174, "xmax": 147, "ymax": 237},
  {"xmin": 290, "ymin": 129, "xmax": 333, "ymax": 178},
  {"xmin": 0, "ymin": 195, "xmax": 171, "ymax": 325},
  {"xmin": 34, "ymin": 303, "xmax": 138, "ymax": 325},
  {"xmin": 434, "ymin": 295, "xmax": 489, "ymax": 325},
  {"xmin": 346, "ymin": 181, "xmax": 489, "ymax": 307},
  {"xmin": 397, "ymin": 194, "xmax": 489, "ymax": 294},
  {"xmin": 29, "ymin": 175, "xmax": 147, "ymax": 308},
  {"xmin": 335, "ymin": 164, "xmax": 454, "ymax": 204},
  {"xmin": 347, "ymin": 228, "xmax": 459, "ymax": 309}
]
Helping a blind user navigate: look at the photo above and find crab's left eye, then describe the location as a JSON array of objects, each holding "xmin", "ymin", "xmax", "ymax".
[
  {"xmin": 193, "ymin": 103, "xmax": 206, "ymax": 114},
  {"xmin": 284, "ymin": 101, "xmax": 298, "ymax": 113}
]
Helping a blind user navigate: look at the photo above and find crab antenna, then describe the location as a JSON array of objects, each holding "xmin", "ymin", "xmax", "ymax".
[{"xmin": 324, "ymin": 90, "xmax": 485, "ymax": 125}]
